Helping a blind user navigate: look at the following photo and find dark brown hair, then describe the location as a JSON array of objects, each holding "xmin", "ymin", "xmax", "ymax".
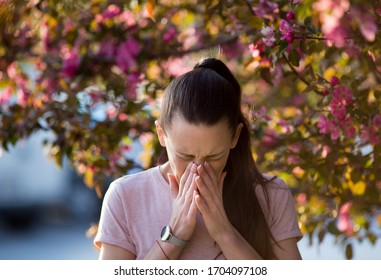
[{"xmin": 160, "ymin": 57, "xmax": 277, "ymax": 259}]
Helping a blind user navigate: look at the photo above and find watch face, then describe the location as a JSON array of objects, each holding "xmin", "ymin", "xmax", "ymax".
[{"xmin": 161, "ymin": 225, "xmax": 171, "ymax": 241}]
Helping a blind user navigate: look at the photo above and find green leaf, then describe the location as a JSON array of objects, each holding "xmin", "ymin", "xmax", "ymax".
[
  {"xmin": 248, "ymin": 16, "xmax": 263, "ymax": 30},
  {"xmin": 289, "ymin": 49, "xmax": 300, "ymax": 67}
]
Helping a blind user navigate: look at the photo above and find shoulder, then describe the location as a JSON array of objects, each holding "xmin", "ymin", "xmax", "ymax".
[
  {"xmin": 255, "ymin": 174, "xmax": 294, "ymax": 212},
  {"xmin": 260, "ymin": 174, "xmax": 290, "ymax": 195}
]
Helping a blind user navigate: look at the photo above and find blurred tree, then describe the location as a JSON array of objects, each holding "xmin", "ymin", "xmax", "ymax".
[{"xmin": 0, "ymin": 0, "xmax": 380, "ymax": 259}]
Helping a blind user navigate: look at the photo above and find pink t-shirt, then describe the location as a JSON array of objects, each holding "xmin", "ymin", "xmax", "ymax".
[{"xmin": 94, "ymin": 166, "xmax": 302, "ymax": 259}]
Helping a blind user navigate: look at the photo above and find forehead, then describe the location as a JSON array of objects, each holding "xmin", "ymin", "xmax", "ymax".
[{"xmin": 165, "ymin": 114, "xmax": 233, "ymax": 154}]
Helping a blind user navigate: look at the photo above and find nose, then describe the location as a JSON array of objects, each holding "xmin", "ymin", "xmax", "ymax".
[{"xmin": 192, "ymin": 158, "xmax": 204, "ymax": 166}]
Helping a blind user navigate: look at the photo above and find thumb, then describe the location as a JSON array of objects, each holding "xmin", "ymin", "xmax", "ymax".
[{"xmin": 167, "ymin": 173, "xmax": 179, "ymax": 198}]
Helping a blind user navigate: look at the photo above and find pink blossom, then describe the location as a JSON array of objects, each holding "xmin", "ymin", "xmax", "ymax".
[
  {"xmin": 337, "ymin": 202, "xmax": 353, "ymax": 236},
  {"xmin": 361, "ymin": 115, "xmax": 381, "ymax": 145},
  {"xmin": 116, "ymin": 38, "xmax": 141, "ymax": 72},
  {"xmin": 262, "ymin": 128, "xmax": 279, "ymax": 149},
  {"xmin": 286, "ymin": 11, "xmax": 295, "ymax": 20},
  {"xmin": 17, "ymin": 88, "xmax": 29, "ymax": 108},
  {"xmin": 293, "ymin": 0, "xmax": 300, "ymax": 3},
  {"xmin": 125, "ymin": 72, "xmax": 142, "ymax": 100},
  {"xmin": 317, "ymin": 114, "xmax": 340, "ymax": 140},
  {"xmin": 248, "ymin": 41, "xmax": 264, "ymax": 58},
  {"xmin": 98, "ymin": 39, "xmax": 116, "ymax": 58},
  {"xmin": 296, "ymin": 193, "xmax": 307, "ymax": 205},
  {"xmin": 287, "ymin": 155, "xmax": 303, "ymax": 165},
  {"xmin": 61, "ymin": 47, "xmax": 81, "ymax": 78},
  {"xmin": 330, "ymin": 75, "xmax": 340, "ymax": 86},
  {"xmin": 252, "ymin": 0, "xmax": 279, "ymax": 18},
  {"xmin": 163, "ymin": 57, "xmax": 191, "ymax": 77},
  {"xmin": 279, "ymin": 20, "xmax": 294, "ymax": 43},
  {"xmin": 119, "ymin": 10, "xmax": 137, "ymax": 27},
  {"xmin": 331, "ymin": 86, "xmax": 353, "ymax": 106},
  {"xmin": 7, "ymin": 62, "xmax": 27, "ymax": 89},
  {"xmin": 315, "ymin": 0, "xmax": 350, "ymax": 47},
  {"xmin": 261, "ymin": 26, "xmax": 276, "ymax": 47},
  {"xmin": 258, "ymin": 105, "xmax": 272, "ymax": 121},
  {"xmin": 352, "ymin": 7, "xmax": 377, "ymax": 42},
  {"xmin": 102, "ymin": 4, "xmax": 121, "ymax": 19},
  {"xmin": 0, "ymin": 86, "xmax": 12, "ymax": 106},
  {"xmin": 118, "ymin": 113, "xmax": 128, "ymax": 121},
  {"xmin": 163, "ymin": 27, "xmax": 177, "ymax": 42},
  {"xmin": 372, "ymin": 114, "xmax": 381, "ymax": 127}
]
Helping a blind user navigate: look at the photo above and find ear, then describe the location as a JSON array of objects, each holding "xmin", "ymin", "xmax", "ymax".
[
  {"xmin": 230, "ymin": 123, "xmax": 243, "ymax": 149},
  {"xmin": 155, "ymin": 120, "xmax": 166, "ymax": 147}
]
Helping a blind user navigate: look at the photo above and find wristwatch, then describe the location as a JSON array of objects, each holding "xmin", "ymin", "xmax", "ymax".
[{"xmin": 160, "ymin": 225, "xmax": 189, "ymax": 248}]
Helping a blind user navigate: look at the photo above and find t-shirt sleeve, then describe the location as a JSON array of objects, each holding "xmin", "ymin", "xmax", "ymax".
[
  {"xmin": 267, "ymin": 178, "xmax": 303, "ymax": 243},
  {"xmin": 93, "ymin": 180, "xmax": 136, "ymax": 255}
]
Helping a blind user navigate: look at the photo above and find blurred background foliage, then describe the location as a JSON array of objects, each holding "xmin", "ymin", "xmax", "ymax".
[{"xmin": 0, "ymin": 0, "xmax": 380, "ymax": 259}]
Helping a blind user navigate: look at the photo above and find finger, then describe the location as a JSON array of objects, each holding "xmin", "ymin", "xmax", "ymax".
[
  {"xmin": 184, "ymin": 173, "xmax": 197, "ymax": 206},
  {"xmin": 202, "ymin": 161, "xmax": 218, "ymax": 185},
  {"xmin": 197, "ymin": 164, "xmax": 214, "ymax": 190},
  {"xmin": 195, "ymin": 191, "xmax": 208, "ymax": 214},
  {"xmin": 179, "ymin": 162, "xmax": 193, "ymax": 196},
  {"xmin": 195, "ymin": 174, "xmax": 212, "ymax": 200},
  {"xmin": 167, "ymin": 173, "xmax": 179, "ymax": 198}
]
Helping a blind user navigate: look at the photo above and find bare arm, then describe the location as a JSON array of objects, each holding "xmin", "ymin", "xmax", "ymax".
[{"xmin": 99, "ymin": 243, "xmax": 135, "ymax": 260}]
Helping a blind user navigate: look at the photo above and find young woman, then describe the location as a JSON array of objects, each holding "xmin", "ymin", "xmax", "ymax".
[{"xmin": 94, "ymin": 58, "xmax": 303, "ymax": 259}]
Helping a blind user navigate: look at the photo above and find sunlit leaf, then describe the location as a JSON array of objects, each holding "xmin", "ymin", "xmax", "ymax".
[
  {"xmin": 349, "ymin": 181, "xmax": 366, "ymax": 196},
  {"xmin": 146, "ymin": 0, "xmax": 156, "ymax": 21},
  {"xmin": 84, "ymin": 167, "xmax": 94, "ymax": 188}
]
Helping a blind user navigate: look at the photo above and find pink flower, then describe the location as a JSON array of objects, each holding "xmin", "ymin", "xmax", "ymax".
[
  {"xmin": 352, "ymin": 7, "xmax": 377, "ymax": 42},
  {"xmin": 337, "ymin": 202, "xmax": 354, "ymax": 236},
  {"xmin": 372, "ymin": 114, "xmax": 381, "ymax": 127},
  {"xmin": 317, "ymin": 114, "xmax": 339, "ymax": 140},
  {"xmin": 163, "ymin": 57, "xmax": 191, "ymax": 77},
  {"xmin": 252, "ymin": 0, "xmax": 279, "ymax": 18},
  {"xmin": 331, "ymin": 86, "xmax": 353, "ymax": 106},
  {"xmin": 314, "ymin": 0, "xmax": 350, "ymax": 47},
  {"xmin": 98, "ymin": 39, "xmax": 116, "ymax": 58},
  {"xmin": 248, "ymin": 41, "xmax": 264, "ymax": 58},
  {"xmin": 279, "ymin": 20, "xmax": 294, "ymax": 43},
  {"xmin": 116, "ymin": 38, "xmax": 141, "ymax": 72},
  {"xmin": 17, "ymin": 88, "xmax": 29, "ymax": 108},
  {"xmin": 102, "ymin": 4, "xmax": 121, "ymax": 19},
  {"xmin": 0, "ymin": 86, "xmax": 12, "ymax": 106},
  {"xmin": 330, "ymin": 75, "xmax": 340, "ymax": 86},
  {"xmin": 258, "ymin": 105, "xmax": 272, "ymax": 121},
  {"xmin": 61, "ymin": 47, "xmax": 81, "ymax": 78},
  {"xmin": 163, "ymin": 27, "xmax": 177, "ymax": 42},
  {"xmin": 261, "ymin": 26, "xmax": 276, "ymax": 47},
  {"xmin": 125, "ymin": 72, "xmax": 142, "ymax": 100},
  {"xmin": 119, "ymin": 10, "xmax": 137, "ymax": 27},
  {"xmin": 262, "ymin": 129, "xmax": 279, "ymax": 149},
  {"xmin": 286, "ymin": 11, "xmax": 295, "ymax": 20}
]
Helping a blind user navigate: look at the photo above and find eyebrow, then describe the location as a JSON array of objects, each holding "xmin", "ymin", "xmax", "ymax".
[{"xmin": 177, "ymin": 151, "xmax": 225, "ymax": 158}]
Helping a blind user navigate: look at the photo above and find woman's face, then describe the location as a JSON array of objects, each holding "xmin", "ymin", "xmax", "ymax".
[{"xmin": 156, "ymin": 114, "xmax": 242, "ymax": 182}]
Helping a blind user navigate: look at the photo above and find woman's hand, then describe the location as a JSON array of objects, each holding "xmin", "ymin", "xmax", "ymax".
[
  {"xmin": 194, "ymin": 161, "xmax": 233, "ymax": 243},
  {"xmin": 167, "ymin": 162, "xmax": 199, "ymax": 241}
]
